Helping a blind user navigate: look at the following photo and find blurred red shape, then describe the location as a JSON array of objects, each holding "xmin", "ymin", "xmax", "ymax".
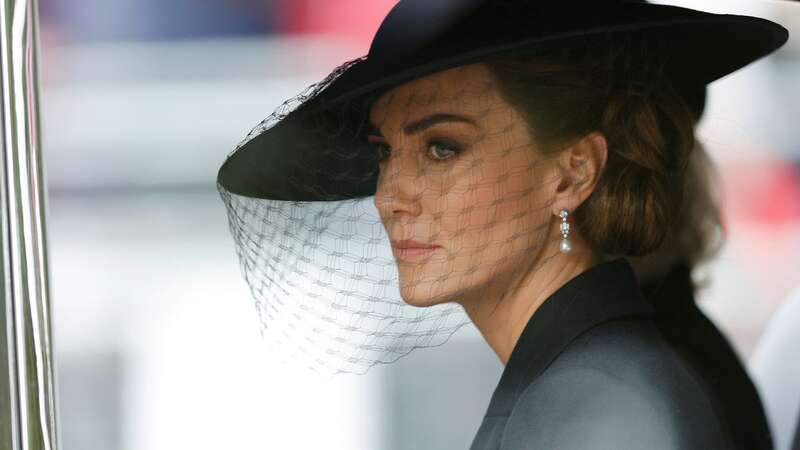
[
  {"xmin": 277, "ymin": 0, "xmax": 397, "ymax": 45},
  {"xmin": 723, "ymin": 158, "xmax": 800, "ymax": 226}
]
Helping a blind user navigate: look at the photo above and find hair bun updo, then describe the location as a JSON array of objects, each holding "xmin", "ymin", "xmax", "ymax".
[{"xmin": 487, "ymin": 31, "xmax": 697, "ymax": 258}]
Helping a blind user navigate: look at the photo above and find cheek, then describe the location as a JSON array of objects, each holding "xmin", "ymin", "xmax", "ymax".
[
  {"xmin": 444, "ymin": 156, "xmax": 547, "ymax": 225},
  {"xmin": 435, "ymin": 163, "xmax": 502, "ymax": 236},
  {"xmin": 433, "ymin": 154, "xmax": 552, "ymax": 263}
]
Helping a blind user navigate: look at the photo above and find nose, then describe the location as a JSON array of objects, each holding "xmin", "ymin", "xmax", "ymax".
[{"xmin": 374, "ymin": 147, "xmax": 423, "ymax": 219}]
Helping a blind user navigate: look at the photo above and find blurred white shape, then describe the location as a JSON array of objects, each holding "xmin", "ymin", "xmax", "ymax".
[
  {"xmin": 50, "ymin": 190, "xmax": 384, "ymax": 450},
  {"xmin": 44, "ymin": 79, "xmax": 317, "ymax": 190},
  {"xmin": 750, "ymin": 287, "xmax": 800, "ymax": 450},
  {"xmin": 40, "ymin": 36, "xmax": 364, "ymax": 192}
]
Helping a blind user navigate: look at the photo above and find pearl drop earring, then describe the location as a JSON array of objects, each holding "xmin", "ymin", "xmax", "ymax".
[{"xmin": 559, "ymin": 209, "xmax": 572, "ymax": 253}]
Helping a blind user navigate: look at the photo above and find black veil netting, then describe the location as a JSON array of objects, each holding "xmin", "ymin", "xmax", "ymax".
[{"xmin": 218, "ymin": 54, "xmax": 482, "ymax": 376}]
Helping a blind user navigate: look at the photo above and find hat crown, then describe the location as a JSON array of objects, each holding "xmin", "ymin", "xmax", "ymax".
[
  {"xmin": 367, "ymin": 0, "xmax": 637, "ymax": 65},
  {"xmin": 367, "ymin": 0, "xmax": 482, "ymax": 61}
]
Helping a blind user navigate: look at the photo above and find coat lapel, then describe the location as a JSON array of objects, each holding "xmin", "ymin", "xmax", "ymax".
[{"xmin": 483, "ymin": 257, "xmax": 655, "ymax": 418}]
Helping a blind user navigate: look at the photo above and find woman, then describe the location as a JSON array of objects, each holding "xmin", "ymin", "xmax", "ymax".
[
  {"xmin": 368, "ymin": 54, "xmax": 730, "ymax": 449},
  {"xmin": 216, "ymin": 1, "xmax": 789, "ymax": 448}
]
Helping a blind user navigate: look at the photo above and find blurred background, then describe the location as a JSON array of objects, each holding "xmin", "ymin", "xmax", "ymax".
[{"xmin": 40, "ymin": 0, "xmax": 799, "ymax": 449}]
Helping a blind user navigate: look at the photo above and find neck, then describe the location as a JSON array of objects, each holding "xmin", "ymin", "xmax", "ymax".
[{"xmin": 460, "ymin": 234, "xmax": 598, "ymax": 365}]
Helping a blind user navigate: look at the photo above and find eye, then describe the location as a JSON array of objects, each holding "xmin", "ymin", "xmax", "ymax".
[{"xmin": 427, "ymin": 139, "xmax": 461, "ymax": 161}]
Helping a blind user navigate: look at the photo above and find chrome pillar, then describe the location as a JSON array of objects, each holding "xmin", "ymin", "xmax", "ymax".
[{"xmin": 0, "ymin": 0, "xmax": 59, "ymax": 449}]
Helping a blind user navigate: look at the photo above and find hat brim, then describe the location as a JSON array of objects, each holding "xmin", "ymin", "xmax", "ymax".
[{"xmin": 218, "ymin": 6, "xmax": 788, "ymax": 201}]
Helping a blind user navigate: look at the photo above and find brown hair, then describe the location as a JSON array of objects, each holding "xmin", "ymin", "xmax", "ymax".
[
  {"xmin": 485, "ymin": 33, "xmax": 712, "ymax": 260},
  {"xmin": 627, "ymin": 138, "xmax": 725, "ymax": 287}
]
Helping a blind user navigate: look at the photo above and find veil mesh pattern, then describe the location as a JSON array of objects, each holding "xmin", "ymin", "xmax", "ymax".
[
  {"xmin": 218, "ymin": 56, "xmax": 478, "ymax": 376},
  {"xmin": 218, "ymin": 189, "xmax": 472, "ymax": 376},
  {"xmin": 216, "ymin": 31, "xmax": 681, "ymax": 377}
]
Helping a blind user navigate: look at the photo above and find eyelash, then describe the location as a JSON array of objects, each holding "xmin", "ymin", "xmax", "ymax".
[{"xmin": 374, "ymin": 139, "xmax": 463, "ymax": 163}]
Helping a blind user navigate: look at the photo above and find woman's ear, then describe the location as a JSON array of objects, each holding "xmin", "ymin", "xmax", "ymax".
[{"xmin": 552, "ymin": 131, "xmax": 608, "ymax": 214}]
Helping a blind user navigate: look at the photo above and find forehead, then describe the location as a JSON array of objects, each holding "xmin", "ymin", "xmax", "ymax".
[{"xmin": 369, "ymin": 63, "xmax": 503, "ymax": 125}]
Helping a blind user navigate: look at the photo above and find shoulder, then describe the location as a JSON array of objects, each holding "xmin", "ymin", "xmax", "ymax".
[{"xmin": 501, "ymin": 319, "xmax": 733, "ymax": 450}]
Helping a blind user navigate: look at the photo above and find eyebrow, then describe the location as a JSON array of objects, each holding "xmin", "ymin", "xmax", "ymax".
[{"xmin": 366, "ymin": 113, "xmax": 478, "ymax": 138}]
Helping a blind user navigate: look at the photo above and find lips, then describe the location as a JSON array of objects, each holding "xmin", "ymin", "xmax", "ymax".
[{"xmin": 390, "ymin": 239, "xmax": 441, "ymax": 261}]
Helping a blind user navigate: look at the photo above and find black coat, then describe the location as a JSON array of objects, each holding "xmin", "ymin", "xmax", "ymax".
[
  {"xmin": 469, "ymin": 258, "xmax": 742, "ymax": 449},
  {"xmin": 641, "ymin": 261, "xmax": 773, "ymax": 450}
]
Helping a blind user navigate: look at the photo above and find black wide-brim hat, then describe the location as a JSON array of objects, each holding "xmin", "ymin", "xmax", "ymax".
[{"xmin": 217, "ymin": 0, "xmax": 788, "ymax": 201}]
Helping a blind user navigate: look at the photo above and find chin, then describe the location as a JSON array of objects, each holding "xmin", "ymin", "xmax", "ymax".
[{"xmin": 399, "ymin": 282, "xmax": 454, "ymax": 308}]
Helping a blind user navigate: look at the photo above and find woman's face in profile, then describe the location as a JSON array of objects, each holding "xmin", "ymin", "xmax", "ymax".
[{"xmin": 369, "ymin": 63, "xmax": 559, "ymax": 308}]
